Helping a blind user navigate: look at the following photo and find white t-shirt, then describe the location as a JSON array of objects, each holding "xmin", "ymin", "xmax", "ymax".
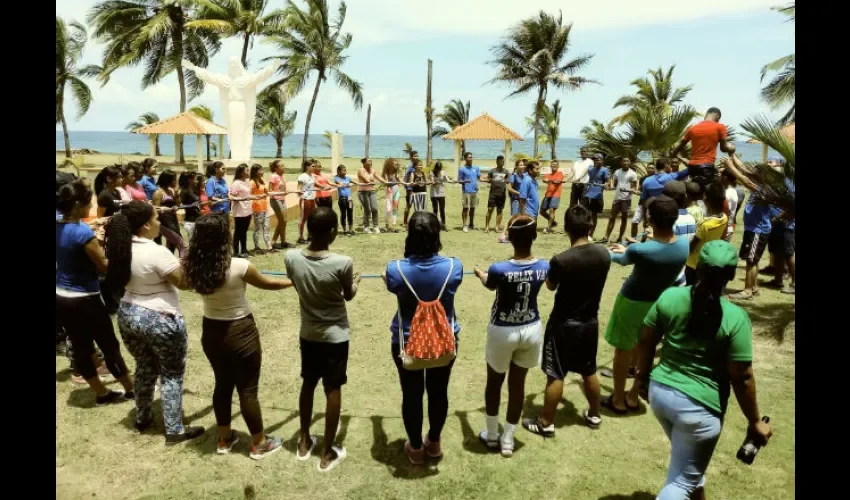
[
  {"xmin": 298, "ymin": 173, "xmax": 316, "ymax": 200},
  {"xmin": 725, "ymin": 187, "xmax": 739, "ymax": 237},
  {"xmin": 612, "ymin": 169, "xmax": 638, "ymax": 201},
  {"xmin": 201, "ymin": 258, "xmax": 252, "ymax": 320},
  {"xmin": 571, "ymin": 158, "xmax": 594, "ymax": 184},
  {"xmin": 123, "ymin": 236, "xmax": 181, "ymax": 315}
]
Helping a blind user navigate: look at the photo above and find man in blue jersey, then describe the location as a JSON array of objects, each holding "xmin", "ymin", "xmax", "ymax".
[
  {"xmin": 582, "ymin": 154, "xmax": 609, "ymax": 239},
  {"xmin": 507, "ymin": 159, "xmax": 527, "ymax": 216},
  {"xmin": 631, "ymin": 158, "xmax": 690, "ymax": 240},
  {"xmin": 518, "ymin": 161, "xmax": 541, "ymax": 219},
  {"xmin": 474, "ymin": 214, "xmax": 549, "ymax": 457},
  {"xmin": 457, "ymin": 152, "xmax": 482, "ymax": 232}
]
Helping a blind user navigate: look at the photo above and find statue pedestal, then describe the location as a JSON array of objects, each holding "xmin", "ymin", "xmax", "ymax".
[{"xmin": 223, "ymin": 158, "xmax": 253, "ymax": 173}]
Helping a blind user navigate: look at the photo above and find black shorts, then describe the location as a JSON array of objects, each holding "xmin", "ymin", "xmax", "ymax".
[
  {"xmin": 541, "ymin": 318, "xmax": 598, "ymax": 379},
  {"xmin": 405, "ymin": 190, "xmax": 412, "ymax": 205},
  {"xmin": 611, "ymin": 199, "xmax": 631, "ymax": 217},
  {"xmin": 582, "ymin": 196, "xmax": 604, "ymax": 214},
  {"xmin": 768, "ymin": 223, "xmax": 795, "ymax": 257},
  {"xmin": 687, "ymin": 163, "xmax": 717, "ymax": 188},
  {"xmin": 569, "ymin": 184, "xmax": 586, "ymax": 207},
  {"xmin": 739, "ymin": 231, "xmax": 768, "ymax": 265},
  {"xmin": 488, "ymin": 192, "xmax": 507, "ymax": 211},
  {"xmin": 300, "ymin": 339, "xmax": 349, "ymax": 391}
]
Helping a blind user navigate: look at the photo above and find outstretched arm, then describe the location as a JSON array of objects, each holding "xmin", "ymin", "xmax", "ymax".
[
  {"xmin": 246, "ymin": 59, "xmax": 282, "ymax": 86},
  {"xmin": 724, "ymin": 155, "xmax": 760, "ymax": 192},
  {"xmin": 181, "ymin": 60, "xmax": 229, "ymax": 88}
]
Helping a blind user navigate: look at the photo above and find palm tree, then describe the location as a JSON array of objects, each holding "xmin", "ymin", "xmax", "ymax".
[
  {"xmin": 431, "ymin": 99, "xmax": 471, "ymax": 155},
  {"xmin": 265, "ymin": 0, "xmax": 363, "ymax": 164},
  {"xmin": 186, "ymin": 0, "xmax": 284, "ymax": 68},
  {"xmin": 739, "ymin": 115, "xmax": 795, "ymax": 219},
  {"xmin": 88, "ymin": 0, "xmax": 222, "ymax": 163},
  {"xmin": 56, "ymin": 17, "xmax": 101, "ymax": 159},
  {"xmin": 189, "ymin": 105, "xmax": 214, "ymax": 160},
  {"xmin": 580, "ymin": 119, "xmax": 613, "ymax": 138},
  {"xmin": 255, "ymin": 89, "xmax": 297, "ymax": 158},
  {"xmin": 535, "ymin": 100, "xmax": 562, "ymax": 159},
  {"xmin": 322, "ymin": 130, "xmax": 335, "ymax": 151},
  {"xmin": 125, "ymin": 111, "xmax": 163, "ymax": 156},
  {"xmin": 402, "ymin": 142, "xmax": 415, "ymax": 158},
  {"xmin": 610, "ymin": 66, "xmax": 693, "ymax": 126},
  {"xmin": 489, "ymin": 10, "xmax": 596, "ymax": 157},
  {"xmin": 760, "ymin": 3, "xmax": 795, "ymax": 126}
]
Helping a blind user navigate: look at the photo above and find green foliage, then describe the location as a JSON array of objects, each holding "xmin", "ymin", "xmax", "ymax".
[
  {"xmin": 254, "ymin": 89, "xmax": 296, "ymax": 158},
  {"xmin": 534, "ymin": 100, "xmax": 562, "ymax": 159},
  {"xmin": 610, "ymin": 66, "xmax": 693, "ymax": 126},
  {"xmin": 125, "ymin": 111, "xmax": 163, "ymax": 156},
  {"xmin": 432, "ymin": 99, "xmax": 471, "ymax": 154},
  {"xmin": 739, "ymin": 115, "xmax": 795, "ymax": 219},
  {"xmin": 760, "ymin": 3, "xmax": 795, "ymax": 126},
  {"xmin": 57, "ymin": 16, "xmax": 101, "ymax": 157}
]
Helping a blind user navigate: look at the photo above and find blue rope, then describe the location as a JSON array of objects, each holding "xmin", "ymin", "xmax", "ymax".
[{"xmin": 259, "ymin": 270, "xmax": 479, "ymax": 278}]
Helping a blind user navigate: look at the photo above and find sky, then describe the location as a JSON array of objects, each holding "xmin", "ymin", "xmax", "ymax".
[{"xmin": 56, "ymin": 0, "xmax": 794, "ymax": 137}]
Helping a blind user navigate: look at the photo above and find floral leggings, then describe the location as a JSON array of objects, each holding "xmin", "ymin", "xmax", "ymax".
[
  {"xmin": 117, "ymin": 302, "xmax": 188, "ymax": 436},
  {"xmin": 253, "ymin": 212, "xmax": 271, "ymax": 250},
  {"xmin": 386, "ymin": 185, "xmax": 401, "ymax": 226}
]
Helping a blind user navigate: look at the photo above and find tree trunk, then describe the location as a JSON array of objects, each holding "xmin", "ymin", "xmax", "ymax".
[
  {"xmin": 58, "ymin": 91, "xmax": 72, "ymax": 159},
  {"xmin": 301, "ymin": 74, "xmax": 323, "ymax": 164},
  {"xmin": 365, "ymin": 103, "xmax": 371, "ymax": 157},
  {"xmin": 426, "ymin": 59, "xmax": 433, "ymax": 168},
  {"xmin": 241, "ymin": 34, "xmax": 250, "ymax": 69},
  {"xmin": 154, "ymin": 134, "xmax": 161, "ymax": 156},
  {"xmin": 174, "ymin": 25, "xmax": 186, "ymax": 163},
  {"xmin": 205, "ymin": 134, "xmax": 211, "ymax": 160},
  {"xmin": 533, "ymin": 87, "xmax": 544, "ymax": 158},
  {"xmin": 551, "ymin": 142, "xmax": 556, "ymax": 161},
  {"xmin": 275, "ymin": 138, "xmax": 282, "ymax": 158}
]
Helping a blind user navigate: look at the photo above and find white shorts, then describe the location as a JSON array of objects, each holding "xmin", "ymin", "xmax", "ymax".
[
  {"xmin": 486, "ymin": 321, "xmax": 543, "ymax": 373},
  {"xmin": 631, "ymin": 204, "xmax": 645, "ymax": 224}
]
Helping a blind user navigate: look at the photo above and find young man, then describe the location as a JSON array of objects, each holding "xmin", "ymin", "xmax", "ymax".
[
  {"xmin": 630, "ymin": 163, "xmax": 656, "ymax": 238},
  {"xmin": 540, "ymin": 160, "xmax": 565, "ymax": 234},
  {"xmin": 603, "ymin": 157, "xmax": 639, "ymax": 244},
  {"xmin": 402, "ymin": 150, "xmax": 419, "ymax": 226},
  {"xmin": 766, "ymin": 198, "xmax": 796, "ymax": 295},
  {"xmin": 685, "ymin": 181, "xmax": 705, "ymax": 223},
  {"xmin": 569, "ymin": 147, "xmax": 593, "ymax": 208},
  {"xmin": 685, "ymin": 183, "xmax": 729, "ymax": 285},
  {"xmin": 581, "ymin": 154, "xmax": 609, "ymax": 239},
  {"xmin": 602, "ymin": 195, "xmax": 689, "ymax": 414},
  {"xmin": 631, "ymin": 158, "xmax": 690, "ymax": 239},
  {"xmin": 483, "ymin": 155, "xmax": 509, "ymax": 233},
  {"xmin": 663, "ymin": 180, "xmax": 697, "ymax": 287},
  {"xmin": 518, "ymin": 161, "xmax": 541, "ymax": 220},
  {"xmin": 507, "ymin": 159, "xmax": 527, "ymax": 216},
  {"xmin": 523, "ymin": 206, "xmax": 611, "ymax": 436},
  {"xmin": 284, "ymin": 207, "xmax": 361, "ymax": 472},
  {"xmin": 672, "ymin": 107, "xmax": 736, "ymax": 187},
  {"xmin": 457, "ymin": 152, "xmax": 482, "ymax": 232},
  {"xmin": 474, "ymin": 214, "xmax": 549, "ymax": 457}
]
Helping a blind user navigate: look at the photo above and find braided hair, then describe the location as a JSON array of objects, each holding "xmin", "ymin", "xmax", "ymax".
[
  {"xmin": 183, "ymin": 214, "xmax": 232, "ymax": 295},
  {"xmin": 103, "ymin": 201, "xmax": 155, "ymax": 290}
]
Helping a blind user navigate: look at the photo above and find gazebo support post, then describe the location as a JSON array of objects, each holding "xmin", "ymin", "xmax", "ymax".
[
  {"xmin": 504, "ymin": 140, "xmax": 512, "ymax": 162},
  {"xmin": 219, "ymin": 135, "xmax": 224, "ymax": 159},
  {"xmin": 149, "ymin": 135, "xmax": 156, "ymax": 157},
  {"xmin": 174, "ymin": 135, "xmax": 180, "ymax": 164},
  {"xmin": 196, "ymin": 134, "xmax": 203, "ymax": 172},
  {"xmin": 453, "ymin": 140, "xmax": 462, "ymax": 177}
]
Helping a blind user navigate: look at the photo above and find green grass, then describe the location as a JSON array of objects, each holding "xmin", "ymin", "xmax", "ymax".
[{"xmin": 56, "ymin": 187, "xmax": 795, "ymax": 500}]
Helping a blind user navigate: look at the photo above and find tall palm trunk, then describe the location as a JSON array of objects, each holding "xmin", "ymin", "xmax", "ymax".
[
  {"xmin": 173, "ymin": 22, "xmax": 186, "ymax": 163},
  {"xmin": 365, "ymin": 103, "xmax": 371, "ymax": 157},
  {"xmin": 275, "ymin": 133, "xmax": 283, "ymax": 158},
  {"xmin": 154, "ymin": 134, "xmax": 161, "ymax": 156},
  {"xmin": 58, "ymin": 91, "xmax": 72, "ymax": 159},
  {"xmin": 241, "ymin": 33, "xmax": 250, "ymax": 68},
  {"xmin": 301, "ymin": 74, "xmax": 323, "ymax": 164},
  {"xmin": 426, "ymin": 59, "xmax": 433, "ymax": 168},
  {"xmin": 205, "ymin": 135, "xmax": 211, "ymax": 160},
  {"xmin": 533, "ymin": 87, "xmax": 545, "ymax": 157},
  {"xmin": 551, "ymin": 143, "xmax": 556, "ymax": 161}
]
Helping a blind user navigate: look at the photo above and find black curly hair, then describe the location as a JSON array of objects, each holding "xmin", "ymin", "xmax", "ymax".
[
  {"xmin": 249, "ymin": 163, "xmax": 264, "ymax": 184},
  {"xmin": 404, "ymin": 211, "xmax": 442, "ymax": 258},
  {"xmin": 183, "ymin": 214, "xmax": 232, "ymax": 295},
  {"xmin": 104, "ymin": 201, "xmax": 155, "ymax": 290},
  {"xmin": 57, "ymin": 180, "xmax": 92, "ymax": 216},
  {"xmin": 94, "ymin": 165, "xmax": 121, "ymax": 195}
]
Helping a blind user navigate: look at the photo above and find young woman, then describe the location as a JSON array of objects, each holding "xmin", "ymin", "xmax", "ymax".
[
  {"xmin": 56, "ymin": 180, "xmax": 135, "ymax": 405},
  {"xmin": 297, "ymin": 160, "xmax": 317, "ymax": 244},
  {"xmin": 152, "ymin": 170, "xmax": 180, "ymax": 253},
  {"xmin": 120, "ymin": 163, "xmax": 148, "ymax": 202},
  {"xmin": 184, "ymin": 214, "xmax": 294, "ymax": 460},
  {"xmin": 429, "ymin": 161, "xmax": 451, "ymax": 230},
  {"xmin": 407, "ymin": 159, "xmax": 429, "ymax": 213},
  {"xmin": 382, "ymin": 211, "xmax": 464, "ymax": 465},
  {"xmin": 249, "ymin": 164, "xmax": 272, "ymax": 254},
  {"xmin": 333, "ymin": 165, "xmax": 355, "ymax": 235},
  {"xmin": 313, "ymin": 161, "xmax": 335, "ymax": 209},
  {"xmin": 95, "ymin": 166, "xmax": 123, "ymax": 218},
  {"xmin": 473, "ymin": 215, "xmax": 549, "ymax": 457},
  {"xmin": 140, "ymin": 158, "xmax": 159, "ymax": 200},
  {"xmin": 357, "ymin": 158, "xmax": 386, "ymax": 234},
  {"xmin": 383, "ymin": 158, "xmax": 404, "ymax": 234},
  {"xmin": 268, "ymin": 160, "xmax": 292, "ymax": 249},
  {"xmin": 178, "ymin": 172, "xmax": 201, "ymax": 242},
  {"xmin": 104, "ymin": 201, "xmax": 204, "ymax": 444},
  {"xmin": 632, "ymin": 240, "xmax": 772, "ymax": 500},
  {"xmin": 230, "ymin": 164, "xmax": 253, "ymax": 258},
  {"xmin": 205, "ymin": 162, "xmax": 231, "ymax": 215}
]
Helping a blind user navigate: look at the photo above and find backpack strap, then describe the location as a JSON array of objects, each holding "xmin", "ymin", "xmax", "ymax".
[{"xmin": 435, "ymin": 258, "xmax": 455, "ymax": 301}]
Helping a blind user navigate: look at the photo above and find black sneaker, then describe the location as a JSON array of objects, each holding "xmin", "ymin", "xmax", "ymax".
[
  {"xmin": 95, "ymin": 390, "xmax": 128, "ymax": 407},
  {"xmin": 135, "ymin": 418, "xmax": 153, "ymax": 433},
  {"xmin": 272, "ymin": 243, "xmax": 283, "ymax": 250},
  {"xmin": 165, "ymin": 426, "xmax": 205, "ymax": 445},
  {"xmin": 522, "ymin": 417, "xmax": 555, "ymax": 438},
  {"xmin": 296, "ymin": 238, "xmax": 308, "ymax": 245},
  {"xmin": 123, "ymin": 391, "xmax": 136, "ymax": 401}
]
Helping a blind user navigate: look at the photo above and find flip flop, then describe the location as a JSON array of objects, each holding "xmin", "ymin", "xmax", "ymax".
[
  {"xmin": 296, "ymin": 435, "xmax": 317, "ymax": 461},
  {"xmin": 583, "ymin": 410, "xmax": 601, "ymax": 429},
  {"xmin": 600, "ymin": 395, "xmax": 628, "ymax": 415},
  {"xmin": 316, "ymin": 446, "xmax": 347, "ymax": 472}
]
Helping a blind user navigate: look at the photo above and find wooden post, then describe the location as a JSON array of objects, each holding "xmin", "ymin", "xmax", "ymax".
[
  {"xmin": 453, "ymin": 140, "xmax": 462, "ymax": 177},
  {"xmin": 218, "ymin": 135, "xmax": 224, "ymax": 159},
  {"xmin": 365, "ymin": 104, "xmax": 371, "ymax": 157},
  {"xmin": 331, "ymin": 133, "xmax": 343, "ymax": 171},
  {"xmin": 174, "ymin": 135, "xmax": 180, "ymax": 164},
  {"xmin": 196, "ymin": 134, "xmax": 203, "ymax": 172},
  {"xmin": 149, "ymin": 135, "xmax": 156, "ymax": 157},
  {"xmin": 426, "ymin": 59, "xmax": 433, "ymax": 169},
  {"xmin": 504, "ymin": 140, "xmax": 512, "ymax": 162}
]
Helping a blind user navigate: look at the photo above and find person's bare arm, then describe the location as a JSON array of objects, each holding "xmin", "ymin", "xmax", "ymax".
[
  {"xmin": 719, "ymin": 136, "xmax": 736, "ymax": 154},
  {"xmin": 545, "ymin": 278, "xmax": 558, "ymax": 291},
  {"xmin": 671, "ymin": 136, "xmax": 689, "ymax": 158},
  {"xmin": 84, "ymin": 238, "xmax": 108, "ymax": 274},
  {"xmin": 724, "ymin": 156, "xmax": 760, "ymax": 192},
  {"xmin": 519, "ymin": 198, "xmax": 527, "ymax": 215},
  {"xmin": 633, "ymin": 324, "xmax": 664, "ymax": 401},
  {"xmin": 473, "ymin": 266, "xmax": 488, "ymax": 287},
  {"xmin": 243, "ymin": 263, "xmax": 293, "ymax": 290},
  {"xmin": 728, "ymin": 360, "xmax": 773, "ymax": 446},
  {"xmin": 163, "ymin": 267, "xmax": 190, "ymax": 290},
  {"xmin": 342, "ymin": 270, "xmax": 361, "ymax": 301},
  {"xmin": 152, "ymin": 189, "xmax": 164, "ymax": 207}
]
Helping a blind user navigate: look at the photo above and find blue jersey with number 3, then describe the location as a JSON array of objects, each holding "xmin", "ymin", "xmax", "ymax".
[{"xmin": 485, "ymin": 259, "xmax": 550, "ymax": 327}]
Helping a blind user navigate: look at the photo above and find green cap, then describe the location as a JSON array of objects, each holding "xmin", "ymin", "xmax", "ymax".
[{"xmin": 698, "ymin": 240, "xmax": 738, "ymax": 268}]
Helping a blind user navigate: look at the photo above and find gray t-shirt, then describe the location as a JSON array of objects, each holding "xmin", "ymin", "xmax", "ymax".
[
  {"xmin": 612, "ymin": 169, "xmax": 638, "ymax": 201},
  {"xmin": 429, "ymin": 171, "xmax": 448, "ymax": 198},
  {"xmin": 284, "ymin": 249, "xmax": 354, "ymax": 343},
  {"xmin": 488, "ymin": 167, "xmax": 509, "ymax": 197}
]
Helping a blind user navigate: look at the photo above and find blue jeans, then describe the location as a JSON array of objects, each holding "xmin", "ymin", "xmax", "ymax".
[
  {"xmin": 510, "ymin": 199, "xmax": 520, "ymax": 216},
  {"xmin": 649, "ymin": 381, "xmax": 722, "ymax": 500}
]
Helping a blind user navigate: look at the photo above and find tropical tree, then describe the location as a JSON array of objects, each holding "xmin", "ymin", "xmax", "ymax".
[
  {"xmin": 739, "ymin": 115, "xmax": 795, "ymax": 218},
  {"xmin": 402, "ymin": 142, "xmax": 415, "ymax": 158},
  {"xmin": 610, "ymin": 66, "xmax": 693, "ymax": 126},
  {"xmin": 87, "ymin": 0, "xmax": 222, "ymax": 163},
  {"xmin": 760, "ymin": 3, "xmax": 795, "ymax": 126},
  {"xmin": 535, "ymin": 100, "xmax": 562, "ymax": 159},
  {"xmin": 186, "ymin": 0, "xmax": 284, "ymax": 68},
  {"xmin": 255, "ymin": 89, "xmax": 297, "ymax": 158},
  {"xmin": 489, "ymin": 10, "xmax": 596, "ymax": 156},
  {"xmin": 189, "ymin": 105, "xmax": 214, "ymax": 160},
  {"xmin": 322, "ymin": 130, "xmax": 335, "ymax": 151},
  {"xmin": 431, "ymin": 99, "xmax": 471, "ymax": 154},
  {"xmin": 265, "ymin": 0, "xmax": 363, "ymax": 164},
  {"xmin": 56, "ymin": 17, "xmax": 101, "ymax": 159},
  {"xmin": 125, "ymin": 111, "xmax": 163, "ymax": 156},
  {"xmin": 580, "ymin": 119, "xmax": 613, "ymax": 138}
]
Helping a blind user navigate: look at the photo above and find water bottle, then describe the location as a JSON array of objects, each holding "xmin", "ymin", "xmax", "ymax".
[{"xmin": 736, "ymin": 416, "xmax": 770, "ymax": 465}]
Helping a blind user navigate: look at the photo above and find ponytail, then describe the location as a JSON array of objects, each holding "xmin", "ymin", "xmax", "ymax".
[
  {"xmin": 687, "ymin": 266, "xmax": 734, "ymax": 340},
  {"xmin": 95, "ymin": 165, "xmax": 120, "ymax": 195},
  {"xmin": 104, "ymin": 201, "xmax": 155, "ymax": 291}
]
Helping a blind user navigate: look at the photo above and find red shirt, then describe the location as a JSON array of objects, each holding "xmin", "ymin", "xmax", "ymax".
[
  {"xmin": 684, "ymin": 120, "xmax": 727, "ymax": 165},
  {"xmin": 544, "ymin": 171, "xmax": 564, "ymax": 198},
  {"xmin": 314, "ymin": 173, "xmax": 332, "ymax": 198}
]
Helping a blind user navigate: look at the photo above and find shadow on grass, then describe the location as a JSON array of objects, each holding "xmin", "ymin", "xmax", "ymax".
[
  {"xmin": 521, "ymin": 393, "xmax": 582, "ymax": 429},
  {"xmin": 454, "ymin": 408, "xmax": 526, "ymax": 455},
  {"xmin": 283, "ymin": 412, "xmax": 325, "ymax": 455},
  {"xmin": 741, "ymin": 301, "xmax": 795, "ymax": 344},
  {"xmin": 597, "ymin": 492, "xmax": 655, "ymax": 500},
  {"xmin": 56, "ymin": 368, "xmax": 72, "ymax": 383},
  {"xmin": 370, "ymin": 415, "xmax": 439, "ymax": 479}
]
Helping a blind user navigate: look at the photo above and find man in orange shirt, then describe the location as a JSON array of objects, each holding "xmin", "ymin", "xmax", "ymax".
[
  {"xmin": 672, "ymin": 107, "xmax": 736, "ymax": 187},
  {"xmin": 540, "ymin": 160, "xmax": 565, "ymax": 234}
]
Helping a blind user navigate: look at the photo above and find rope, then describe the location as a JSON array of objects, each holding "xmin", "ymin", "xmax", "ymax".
[{"xmin": 259, "ymin": 270, "xmax": 478, "ymax": 278}]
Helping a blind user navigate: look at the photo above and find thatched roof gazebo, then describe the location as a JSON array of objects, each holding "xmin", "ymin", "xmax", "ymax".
[
  {"xmin": 746, "ymin": 123, "xmax": 795, "ymax": 163},
  {"xmin": 443, "ymin": 112, "xmax": 523, "ymax": 174},
  {"xmin": 131, "ymin": 111, "xmax": 229, "ymax": 171}
]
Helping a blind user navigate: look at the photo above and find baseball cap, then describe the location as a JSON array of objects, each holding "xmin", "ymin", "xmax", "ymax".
[
  {"xmin": 698, "ymin": 240, "xmax": 738, "ymax": 269},
  {"xmin": 592, "ymin": 153, "xmax": 604, "ymax": 159},
  {"xmin": 767, "ymin": 156, "xmax": 785, "ymax": 164}
]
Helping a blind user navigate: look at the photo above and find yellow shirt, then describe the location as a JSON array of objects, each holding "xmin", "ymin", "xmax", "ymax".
[{"xmin": 687, "ymin": 214, "xmax": 729, "ymax": 269}]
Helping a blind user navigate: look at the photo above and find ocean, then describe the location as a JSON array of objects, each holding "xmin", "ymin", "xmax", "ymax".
[{"xmin": 56, "ymin": 130, "xmax": 773, "ymax": 162}]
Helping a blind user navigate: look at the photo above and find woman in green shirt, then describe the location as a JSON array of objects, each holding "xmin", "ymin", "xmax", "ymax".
[{"xmin": 632, "ymin": 240, "xmax": 772, "ymax": 500}]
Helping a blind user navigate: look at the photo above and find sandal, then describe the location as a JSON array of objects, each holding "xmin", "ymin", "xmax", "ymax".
[
  {"xmin": 600, "ymin": 395, "xmax": 628, "ymax": 415},
  {"xmin": 728, "ymin": 291, "xmax": 754, "ymax": 301},
  {"xmin": 625, "ymin": 398, "xmax": 640, "ymax": 412},
  {"xmin": 583, "ymin": 410, "xmax": 601, "ymax": 429}
]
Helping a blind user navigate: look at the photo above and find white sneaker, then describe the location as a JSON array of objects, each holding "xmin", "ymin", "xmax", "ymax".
[
  {"xmin": 500, "ymin": 435, "xmax": 514, "ymax": 458},
  {"xmin": 363, "ymin": 227, "xmax": 372, "ymax": 234},
  {"xmin": 463, "ymin": 226, "xmax": 469, "ymax": 233},
  {"xmin": 478, "ymin": 429, "xmax": 500, "ymax": 450}
]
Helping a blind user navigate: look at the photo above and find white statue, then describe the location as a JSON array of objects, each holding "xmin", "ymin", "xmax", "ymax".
[{"xmin": 182, "ymin": 57, "xmax": 281, "ymax": 162}]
